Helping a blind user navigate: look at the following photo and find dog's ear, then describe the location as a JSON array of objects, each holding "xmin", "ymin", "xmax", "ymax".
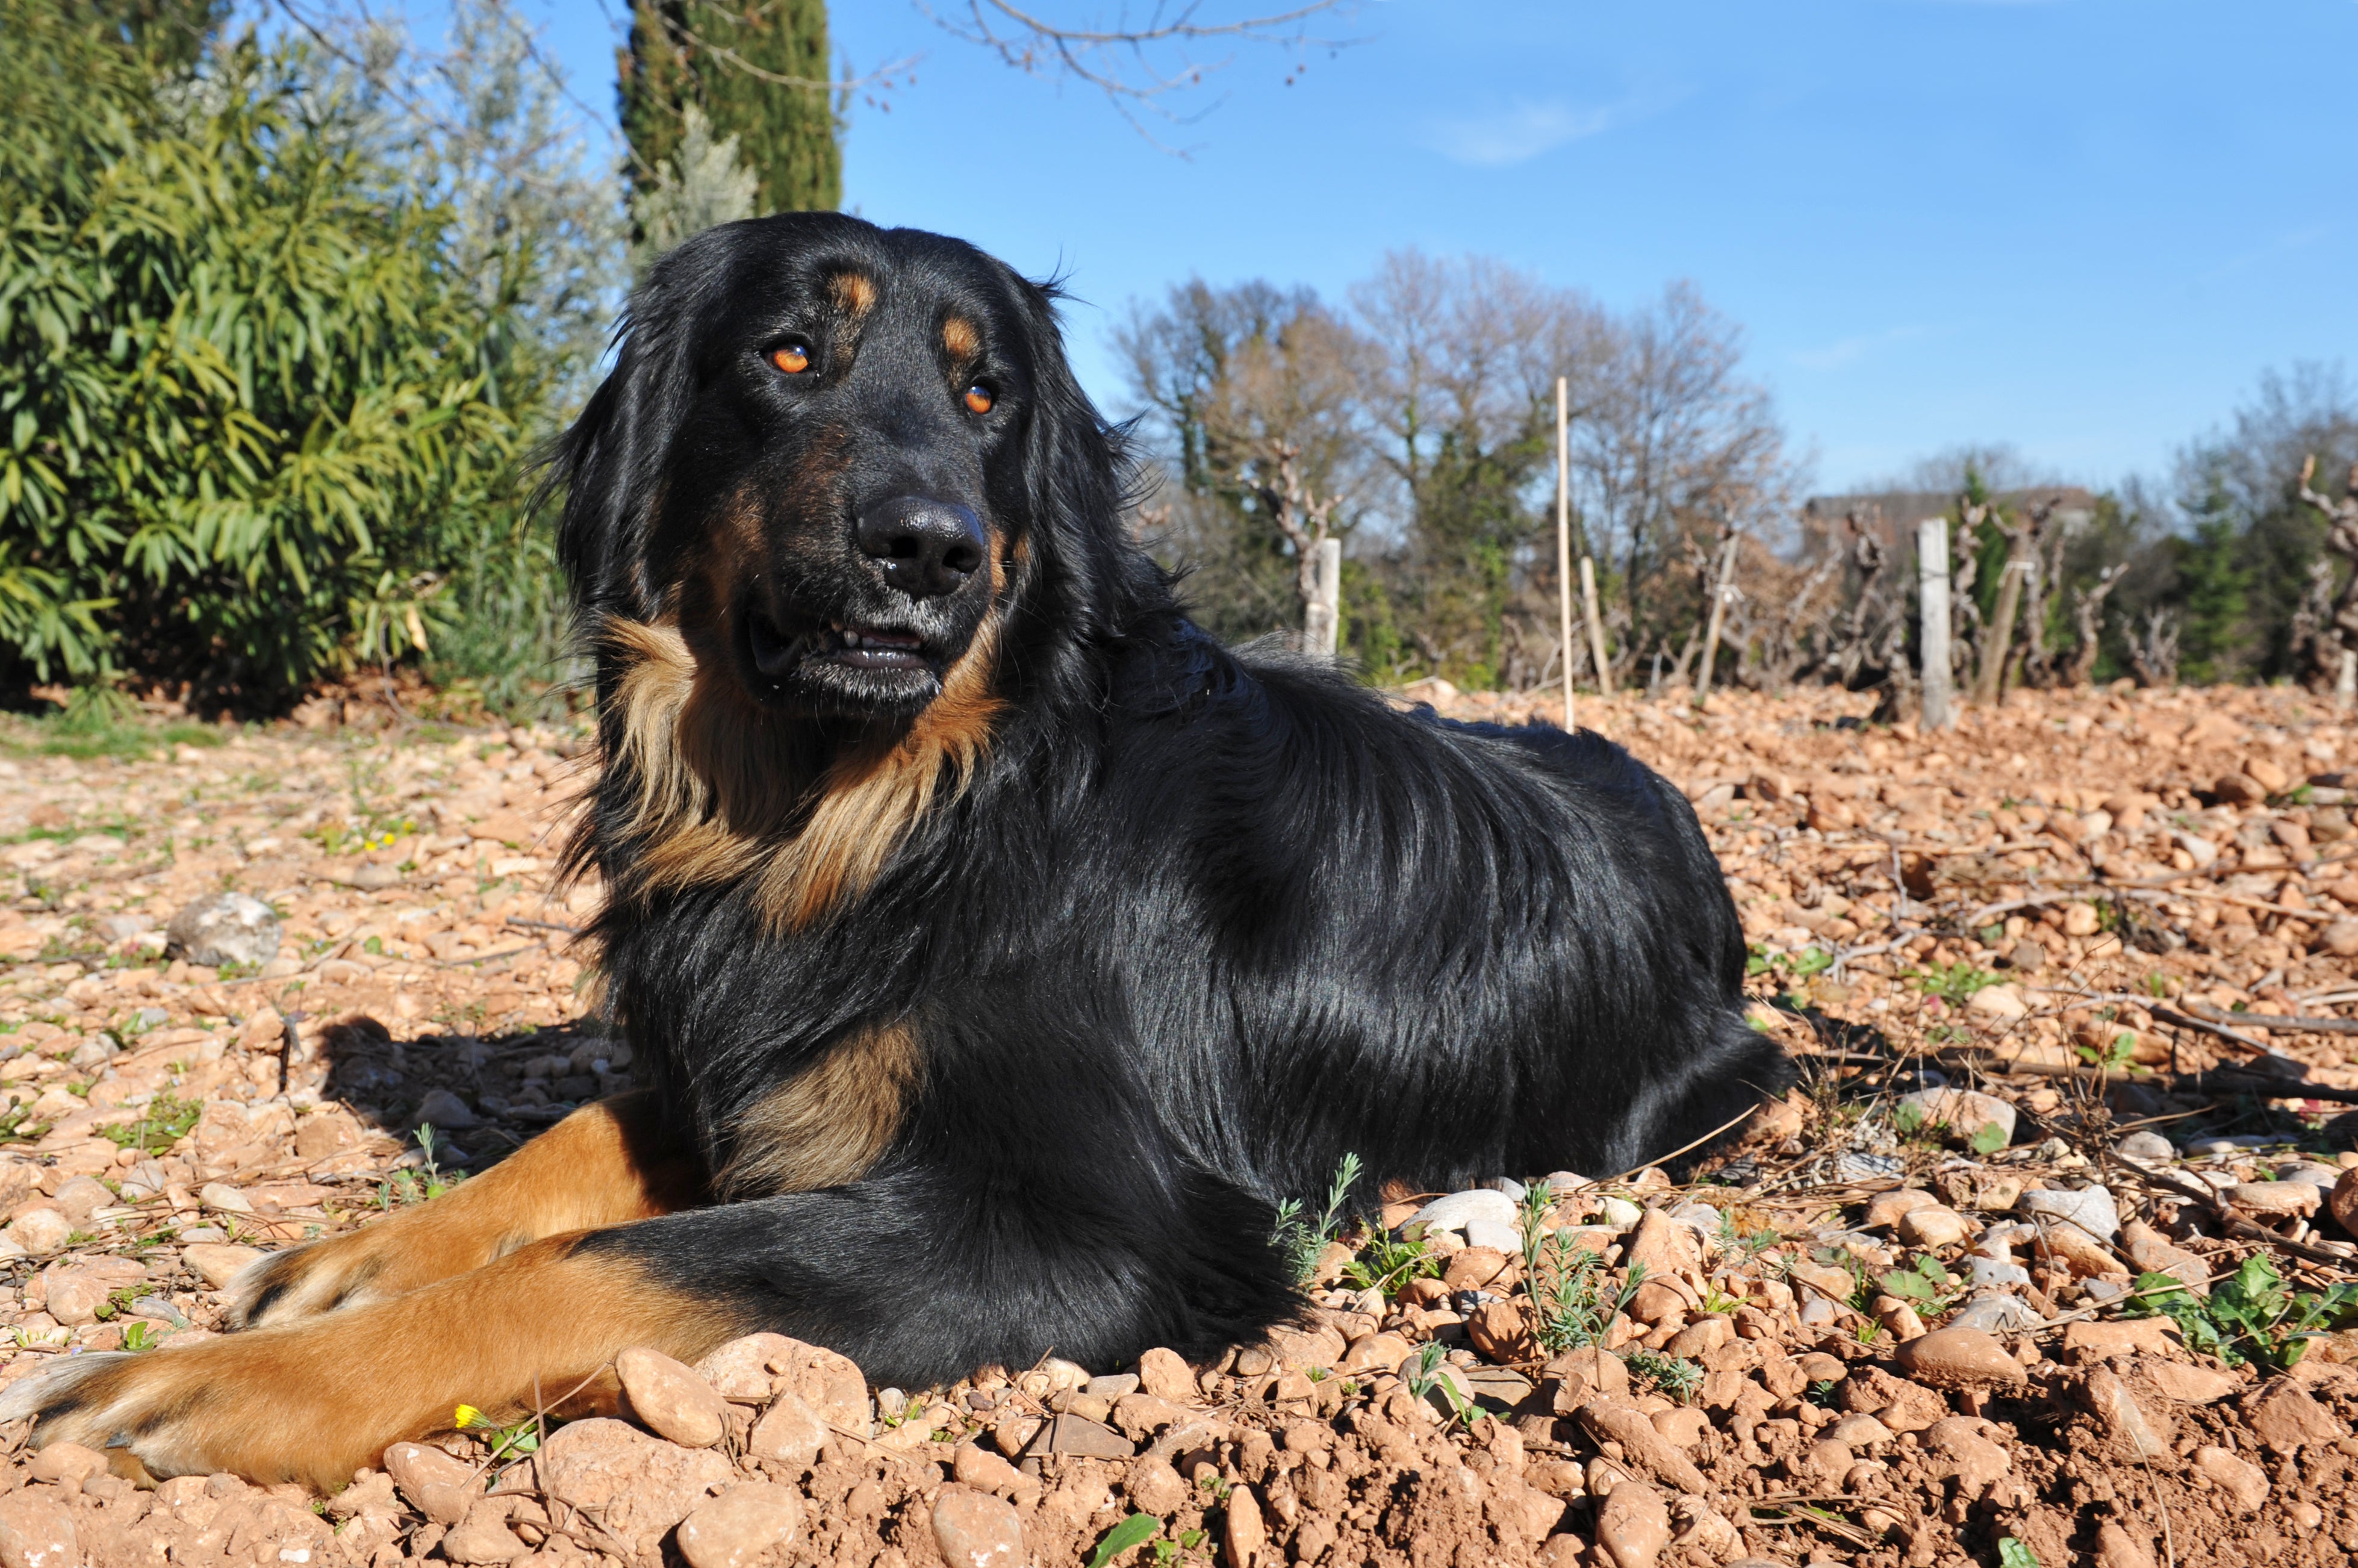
[
  {"xmin": 1010, "ymin": 279, "xmax": 1163, "ymax": 645},
  {"xmin": 542, "ymin": 244, "xmax": 719, "ymax": 620}
]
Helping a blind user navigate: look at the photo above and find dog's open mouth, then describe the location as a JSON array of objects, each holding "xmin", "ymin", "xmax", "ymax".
[{"xmin": 747, "ymin": 612, "xmax": 931, "ymax": 679}]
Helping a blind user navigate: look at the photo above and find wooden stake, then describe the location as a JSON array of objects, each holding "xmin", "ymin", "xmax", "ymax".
[
  {"xmin": 1555, "ymin": 376, "xmax": 1576, "ymax": 732},
  {"xmin": 1694, "ymin": 532, "xmax": 1739, "ymax": 706},
  {"xmin": 1580, "ymin": 555, "xmax": 1612, "ymax": 698},
  {"xmin": 1918, "ymin": 517, "xmax": 1955, "ymax": 731}
]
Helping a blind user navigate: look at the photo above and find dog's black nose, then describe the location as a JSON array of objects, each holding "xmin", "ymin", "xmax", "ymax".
[{"xmin": 856, "ymin": 496, "xmax": 987, "ymax": 599}]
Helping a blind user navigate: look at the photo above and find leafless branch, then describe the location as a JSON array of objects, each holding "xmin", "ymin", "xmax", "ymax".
[{"xmin": 914, "ymin": 0, "xmax": 1361, "ymax": 149}]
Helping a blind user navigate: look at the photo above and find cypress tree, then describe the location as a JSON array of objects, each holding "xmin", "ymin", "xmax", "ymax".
[{"xmin": 618, "ymin": 0, "xmax": 840, "ymax": 216}]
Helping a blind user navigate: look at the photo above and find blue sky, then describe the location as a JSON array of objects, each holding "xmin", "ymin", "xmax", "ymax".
[{"xmin": 488, "ymin": 0, "xmax": 2355, "ymax": 496}]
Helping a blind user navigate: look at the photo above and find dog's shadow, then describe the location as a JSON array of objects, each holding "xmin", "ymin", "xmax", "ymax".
[{"xmin": 311, "ymin": 1013, "xmax": 628, "ymax": 1174}]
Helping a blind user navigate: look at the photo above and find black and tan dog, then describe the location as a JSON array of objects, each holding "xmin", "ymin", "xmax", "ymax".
[{"xmin": 1, "ymin": 214, "xmax": 1788, "ymax": 1487}]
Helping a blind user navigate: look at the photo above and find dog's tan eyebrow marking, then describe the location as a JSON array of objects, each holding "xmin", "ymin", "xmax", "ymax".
[
  {"xmin": 829, "ymin": 271, "xmax": 877, "ymax": 317},
  {"xmin": 942, "ymin": 316, "xmax": 980, "ymax": 359}
]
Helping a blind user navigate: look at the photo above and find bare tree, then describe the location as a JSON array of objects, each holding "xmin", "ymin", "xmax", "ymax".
[
  {"xmin": 2126, "ymin": 607, "xmax": 2181, "ymax": 688},
  {"xmin": 1257, "ymin": 441, "xmax": 1340, "ymax": 638},
  {"xmin": 2295, "ymin": 455, "xmax": 2358, "ymax": 695},
  {"xmin": 1974, "ymin": 497, "xmax": 2055, "ymax": 702},
  {"xmin": 2062, "ymin": 563, "xmax": 2126, "ymax": 687}
]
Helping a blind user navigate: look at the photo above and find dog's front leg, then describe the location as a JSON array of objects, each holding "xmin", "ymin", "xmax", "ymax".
[{"xmin": 229, "ymin": 1090, "xmax": 705, "ymax": 1329}]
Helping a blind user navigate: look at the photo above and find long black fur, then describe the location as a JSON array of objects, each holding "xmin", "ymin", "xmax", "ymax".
[{"xmin": 551, "ymin": 213, "xmax": 1791, "ymax": 1387}]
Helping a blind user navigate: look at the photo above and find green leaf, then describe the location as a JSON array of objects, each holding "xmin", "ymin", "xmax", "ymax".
[
  {"xmin": 1997, "ymin": 1538, "xmax": 2041, "ymax": 1568},
  {"xmin": 1968, "ymin": 1121, "xmax": 2009, "ymax": 1156},
  {"xmin": 1084, "ymin": 1515, "xmax": 1159, "ymax": 1568}
]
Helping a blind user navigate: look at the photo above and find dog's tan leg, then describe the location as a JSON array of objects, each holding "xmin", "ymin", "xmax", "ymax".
[
  {"xmin": 1, "ymin": 1231, "xmax": 745, "ymax": 1490},
  {"xmin": 230, "ymin": 1091, "xmax": 705, "ymax": 1328}
]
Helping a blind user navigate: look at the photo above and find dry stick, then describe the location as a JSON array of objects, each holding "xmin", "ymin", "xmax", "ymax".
[
  {"xmin": 2177, "ymin": 1001, "xmax": 2358, "ymax": 1034},
  {"xmin": 505, "ymin": 916, "xmax": 581, "ymax": 936}
]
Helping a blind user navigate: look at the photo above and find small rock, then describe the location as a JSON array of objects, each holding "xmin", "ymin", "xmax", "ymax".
[
  {"xmin": 746, "ymin": 1390, "xmax": 828, "ymax": 1471},
  {"xmin": 1896, "ymin": 1088, "xmax": 2016, "ymax": 1147},
  {"xmin": 1135, "ymin": 1346, "xmax": 1199, "ymax": 1405},
  {"xmin": 1045, "ymin": 1413, "xmax": 1133, "ymax": 1459},
  {"xmin": 1085, "ymin": 1374, "xmax": 1139, "ymax": 1398},
  {"xmin": 534, "ymin": 1418, "xmax": 736, "ymax": 1562},
  {"xmin": 1124, "ymin": 1457, "xmax": 1189, "ymax": 1516},
  {"xmin": 164, "ymin": 891, "xmax": 282, "ymax": 968},
  {"xmin": 2084, "ymin": 1369, "xmax": 2168, "ymax": 1459},
  {"xmin": 49, "ymin": 1177, "xmax": 110, "ymax": 1227},
  {"xmin": 0, "ymin": 1490, "xmax": 81, "ymax": 1568},
  {"xmin": 1895, "ymin": 1327, "xmax": 2028, "ymax": 1389},
  {"xmin": 1965, "ymin": 985, "xmax": 2029, "ymax": 1022},
  {"xmin": 2094, "ymin": 1522, "xmax": 2159, "ymax": 1568},
  {"xmin": 1594, "ymin": 1195, "xmax": 1643, "ymax": 1228},
  {"xmin": 441, "ymin": 1499, "xmax": 529, "ymax": 1564},
  {"xmin": 1837, "ymin": 1151, "xmax": 1906, "ymax": 1181},
  {"xmin": 7, "ymin": 1211, "xmax": 72, "ymax": 1255},
  {"xmin": 181, "ymin": 1242, "xmax": 264, "ymax": 1290},
  {"xmin": 2143, "ymin": 1362, "xmax": 2239, "ymax": 1404},
  {"xmin": 2330, "ymin": 1168, "xmax": 2358, "ymax": 1238},
  {"xmin": 1823, "ymin": 1413, "xmax": 1893, "ymax": 1448},
  {"xmin": 2192, "ymin": 1445, "xmax": 2269, "ymax": 1510},
  {"xmin": 414, "ymin": 1087, "xmax": 479, "ymax": 1131},
  {"xmin": 2114, "ymin": 1131, "xmax": 2176, "ymax": 1163},
  {"xmin": 1442, "ymin": 1246, "xmax": 1513, "ymax": 1292},
  {"xmin": 1463, "ymin": 1216, "xmax": 1522, "ymax": 1253},
  {"xmin": 952, "ymin": 1443, "xmax": 1024, "ymax": 1495},
  {"xmin": 2226, "ymin": 1180, "xmax": 2320, "ymax": 1218},
  {"xmin": 2033, "ymin": 1223, "xmax": 2127, "ymax": 1279},
  {"xmin": 2006, "ymin": 938, "xmax": 2047, "ymax": 972},
  {"xmin": 2244, "ymin": 1381, "xmax": 2341, "ymax": 1455},
  {"xmin": 2321, "ymin": 919, "xmax": 2358, "ymax": 959},
  {"xmin": 1410, "ymin": 1188, "xmax": 1517, "ymax": 1235},
  {"xmin": 1223, "ymin": 1483, "xmax": 1268, "ymax": 1568},
  {"xmin": 1923, "ymin": 1416, "xmax": 2012, "ymax": 1492},
  {"xmin": 25, "ymin": 1443, "xmax": 107, "ymax": 1486},
  {"xmin": 1863, "ymin": 1188, "xmax": 1938, "ymax": 1229},
  {"xmin": 1591, "ymin": 1479, "xmax": 1671, "ymax": 1568},
  {"xmin": 2062, "ymin": 1319, "xmax": 2180, "ymax": 1363},
  {"xmin": 616, "ymin": 1345, "xmax": 727, "ymax": 1448},
  {"xmin": 1572, "ymin": 1400, "xmax": 1706, "ymax": 1494},
  {"xmin": 931, "ymin": 1484, "xmax": 1025, "ymax": 1568},
  {"xmin": 385, "ymin": 1440, "xmax": 482, "ymax": 1526},
  {"xmin": 1897, "ymin": 1206, "xmax": 1971, "ymax": 1249},
  {"xmin": 2213, "ymin": 771, "xmax": 2267, "ymax": 806},
  {"xmin": 2018, "ymin": 1184, "xmax": 2121, "ymax": 1241},
  {"xmin": 198, "ymin": 1182, "xmax": 254, "ymax": 1215},
  {"xmin": 1622, "ymin": 1210, "xmax": 1702, "ymax": 1281},
  {"xmin": 1964, "ymin": 1257, "xmax": 2033, "ymax": 1290},
  {"xmin": 1944, "ymin": 1291, "xmax": 2044, "ymax": 1334},
  {"xmin": 677, "ymin": 1484, "xmax": 804, "ymax": 1568}
]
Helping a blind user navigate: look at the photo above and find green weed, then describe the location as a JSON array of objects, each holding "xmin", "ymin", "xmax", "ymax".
[
  {"xmin": 1877, "ymin": 1255, "xmax": 1965, "ymax": 1313},
  {"xmin": 1084, "ymin": 1515, "xmax": 1159, "ymax": 1568},
  {"xmin": 101, "ymin": 1094, "xmax": 201, "ymax": 1156},
  {"xmin": 1343, "ymin": 1225, "xmax": 1442, "ymax": 1299},
  {"xmin": 2123, "ymin": 1254, "xmax": 2358, "ymax": 1370},
  {"xmin": 1529, "ymin": 1245, "xmax": 1641, "ymax": 1356},
  {"xmin": 1271, "ymin": 1153, "xmax": 1361, "ymax": 1285},
  {"xmin": 1912, "ymin": 962, "xmax": 2000, "ymax": 1006},
  {"xmin": 1622, "ymin": 1348, "xmax": 1703, "ymax": 1403}
]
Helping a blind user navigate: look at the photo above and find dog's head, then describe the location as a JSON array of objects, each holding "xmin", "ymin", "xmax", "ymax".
[{"xmin": 552, "ymin": 213, "xmax": 1140, "ymax": 724}]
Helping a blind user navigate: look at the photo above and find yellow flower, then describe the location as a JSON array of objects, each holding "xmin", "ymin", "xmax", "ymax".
[{"xmin": 453, "ymin": 1404, "xmax": 486, "ymax": 1430}]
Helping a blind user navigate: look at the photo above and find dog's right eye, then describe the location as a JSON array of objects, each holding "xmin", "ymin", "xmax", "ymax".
[{"xmin": 768, "ymin": 341, "xmax": 812, "ymax": 375}]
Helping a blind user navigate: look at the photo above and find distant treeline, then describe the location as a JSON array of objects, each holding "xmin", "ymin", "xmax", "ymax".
[{"xmin": 1122, "ymin": 261, "xmax": 2358, "ymax": 700}]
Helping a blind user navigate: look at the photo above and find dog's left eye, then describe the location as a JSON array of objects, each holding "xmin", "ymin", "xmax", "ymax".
[
  {"xmin": 768, "ymin": 341, "xmax": 812, "ymax": 375},
  {"xmin": 963, "ymin": 384, "xmax": 995, "ymax": 415}
]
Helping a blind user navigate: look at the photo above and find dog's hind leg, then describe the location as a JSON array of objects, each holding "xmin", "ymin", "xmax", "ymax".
[{"xmin": 229, "ymin": 1090, "xmax": 705, "ymax": 1330}]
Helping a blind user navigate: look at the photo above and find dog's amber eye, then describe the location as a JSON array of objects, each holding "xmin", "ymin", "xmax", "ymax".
[
  {"xmin": 770, "ymin": 342, "xmax": 812, "ymax": 375},
  {"xmin": 964, "ymin": 385, "xmax": 995, "ymax": 415}
]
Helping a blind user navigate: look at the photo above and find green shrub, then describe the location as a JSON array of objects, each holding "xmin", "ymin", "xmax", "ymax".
[{"xmin": 0, "ymin": 3, "xmax": 611, "ymax": 706}]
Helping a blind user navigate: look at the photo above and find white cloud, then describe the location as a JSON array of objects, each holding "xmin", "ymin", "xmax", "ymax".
[{"xmin": 1423, "ymin": 89, "xmax": 1672, "ymax": 168}]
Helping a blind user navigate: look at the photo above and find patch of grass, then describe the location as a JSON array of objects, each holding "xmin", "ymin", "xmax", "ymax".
[
  {"xmin": 1343, "ymin": 1224, "xmax": 1442, "ymax": 1299},
  {"xmin": 1271, "ymin": 1153, "xmax": 1360, "ymax": 1285},
  {"xmin": 1401, "ymin": 1342, "xmax": 1477, "ymax": 1427},
  {"xmin": 100, "ymin": 1094, "xmax": 201, "ymax": 1156},
  {"xmin": 1623, "ymin": 1348, "xmax": 1704, "ymax": 1403},
  {"xmin": 2123, "ymin": 1254, "xmax": 2358, "ymax": 1370},
  {"xmin": 0, "ymin": 689, "xmax": 231, "ymax": 762},
  {"xmin": 1911, "ymin": 961, "xmax": 2001, "ymax": 1006},
  {"xmin": 1530, "ymin": 1245, "xmax": 1642, "ymax": 1356}
]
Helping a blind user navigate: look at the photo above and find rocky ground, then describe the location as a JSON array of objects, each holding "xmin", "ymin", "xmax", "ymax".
[{"xmin": 0, "ymin": 677, "xmax": 2354, "ymax": 1568}]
